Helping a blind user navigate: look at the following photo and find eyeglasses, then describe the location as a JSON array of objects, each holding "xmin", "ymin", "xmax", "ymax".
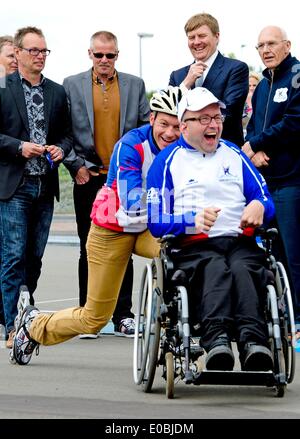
[
  {"xmin": 255, "ymin": 40, "xmax": 287, "ymax": 51},
  {"xmin": 21, "ymin": 48, "xmax": 51, "ymax": 56},
  {"xmin": 92, "ymin": 52, "xmax": 117, "ymax": 59},
  {"xmin": 183, "ymin": 115, "xmax": 225, "ymax": 125}
]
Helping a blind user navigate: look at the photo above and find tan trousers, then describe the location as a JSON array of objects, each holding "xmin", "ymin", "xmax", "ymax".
[{"xmin": 30, "ymin": 224, "xmax": 160, "ymax": 345}]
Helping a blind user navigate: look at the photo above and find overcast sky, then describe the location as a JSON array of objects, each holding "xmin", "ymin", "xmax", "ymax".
[{"xmin": 1, "ymin": 0, "xmax": 299, "ymax": 91}]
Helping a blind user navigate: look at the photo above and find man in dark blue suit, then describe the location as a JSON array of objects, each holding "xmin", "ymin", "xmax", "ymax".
[
  {"xmin": 0, "ymin": 26, "xmax": 72, "ymax": 348},
  {"xmin": 169, "ymin": 13, "xmax": 248, "ymax": 146}
]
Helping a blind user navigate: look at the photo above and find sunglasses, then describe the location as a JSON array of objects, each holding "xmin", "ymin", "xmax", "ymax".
[{"xmin": 92, "ymin": 52, "xmax": 117, "ymax": 59}]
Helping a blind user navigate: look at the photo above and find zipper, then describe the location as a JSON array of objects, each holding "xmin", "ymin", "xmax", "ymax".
[{"xmin": 262, "ymin": 70, "xmax": 274, "ymax": 131}]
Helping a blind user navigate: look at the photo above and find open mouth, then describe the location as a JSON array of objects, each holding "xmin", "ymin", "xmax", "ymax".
[
  {"xmin": 204, "ymin": 132, "xmax": 217, "ymax": 141},
  {"xmin": 161, "ymin": 136, "xmax": 174, "ymax": 145},
  {"xmin": 193, "ymin": 46, "xmax": 206, "ymax": 54}
]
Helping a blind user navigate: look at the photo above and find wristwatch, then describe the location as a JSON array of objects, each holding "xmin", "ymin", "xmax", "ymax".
[
  {"xmin": 18, "ymin": 141, "xmax": 24, "ymax": 156},
  {"xmin": 57, "ymin": 146, "xmax": 64, "ymax": 159}
]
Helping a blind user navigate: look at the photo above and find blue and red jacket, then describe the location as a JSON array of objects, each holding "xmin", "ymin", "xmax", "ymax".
[{"xmin": 91, "ymin": 123, "xmax": 160, "ymax": 232}]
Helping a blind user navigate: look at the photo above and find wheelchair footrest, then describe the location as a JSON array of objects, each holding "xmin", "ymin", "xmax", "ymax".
[{"xmin": 192, "ymin": 370, "xmax": 276, "ymax": 387}]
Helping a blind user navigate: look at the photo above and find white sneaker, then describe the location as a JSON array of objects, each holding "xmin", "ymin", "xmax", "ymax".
[
  {"xmin": 114, "ymin": 317, "xmax": 135, "ymax": 338},
  {"xmin": 78, "ymin": 333, "xmax": 99, "ymax": 339},
  {"xmin": 11, "ymin": 305, "xmax": 40, "ymax": 365},
  {"xmin": 14, "ymin": 285, "xmax": 30, "ymax": 331}
]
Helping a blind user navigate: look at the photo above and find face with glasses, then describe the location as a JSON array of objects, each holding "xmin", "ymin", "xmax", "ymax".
[
  {"xmin": 256, "ymin": 26, "xmax": 290, "ymax": 70},
  {"xmin": 89, "ymin": 37, "xmax": 118, "ymax": 80},
  {"xmin": 181, "ymin": 103, "xmax": 223, "ymax": 153},
  {"xmin": 15, "ymin": 33, "xmax": 48, "ymax": 76}
]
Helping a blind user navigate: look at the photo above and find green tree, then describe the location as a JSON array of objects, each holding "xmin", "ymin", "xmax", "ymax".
[{"xmin": 54, "ymin": 165, "xmax": 74, "ymax": 214}]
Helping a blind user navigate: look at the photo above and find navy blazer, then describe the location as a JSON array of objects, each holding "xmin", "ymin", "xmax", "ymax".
[
  {"xmin": 169, "ymin": 52, "xmax": 249, "ymax": 146},
  {"xmin": 0, "ymin": 71, "xmax": 72, "ymax": 200}
]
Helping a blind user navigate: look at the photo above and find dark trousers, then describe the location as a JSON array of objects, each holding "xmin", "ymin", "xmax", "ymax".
[
  {"xmin": 73, "ymin": 175, "xmax": 134, "ymax": 324},
  {"xmin": 172, "ymin": 236, "xmax": 269, "ymax": 351},
  {"xmin": 269, "ymin": 185, "xmax": 300, "ymax": 326}
]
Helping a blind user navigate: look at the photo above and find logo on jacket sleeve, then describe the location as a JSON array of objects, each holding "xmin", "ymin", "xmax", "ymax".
[
  {"xmin": 147, "ymin": 187, "xmax": 160, "ymax": 204},
  {"xmin": 273, "ymin": 87, "xmax": 288, "ymax": 103}
]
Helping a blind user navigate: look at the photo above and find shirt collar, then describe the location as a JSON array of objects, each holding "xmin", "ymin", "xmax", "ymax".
[
  {"xmin": 19, "ymin": 72, "xmax": 45, "ymax": 87},
  {"xmin": 92, "ymin": 68, "xmax": 117, "ymax": 84},
  {"xmin": 203, "ymin": 49, "xmax": 219, "ymax": 69},
  {"xmin": 197, "ymin": 50, "xmax": 219, "ymax": 81},
  {"xmin": 262, "ymin": 53, "xmax": 293, "ymax": 81},
  {"xmin": 149, "ymin": 126, "xmax": 161, "ymax": 155}
]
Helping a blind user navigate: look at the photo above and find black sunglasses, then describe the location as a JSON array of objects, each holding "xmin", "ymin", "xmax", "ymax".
[{"xmin": 92, "ymin": 52, "xmax": 117, "ymax": 59}]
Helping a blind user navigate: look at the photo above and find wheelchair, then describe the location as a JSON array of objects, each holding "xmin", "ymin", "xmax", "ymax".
[{"xmin": 133, "ymin": 229, "xmax": 296, "ymax": 398}]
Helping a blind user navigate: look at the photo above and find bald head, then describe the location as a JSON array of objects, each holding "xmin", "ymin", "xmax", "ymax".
[
  {"xmin": 257, "ymin": 26, "xmax": 291, "ymax": 70},
  {"xmin": 258, "ymin": 26, "xmax": 288, "ymax": 42}
]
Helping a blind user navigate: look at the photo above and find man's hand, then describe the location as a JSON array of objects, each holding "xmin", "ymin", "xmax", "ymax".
[
  {"xmin": 20, "ymin": 142, "xmax": 46, "ymax": 159},
  {"xmin": 240, "ymin": 200, "xmax": 264, "ymax": 229},
  {"xmin": 241, "ymin": 141, "xmax": 255, "ymax": 159},
  {"xmin": 45, "ymin": 144, "xmax": 64, "ymax": 162},
  {"xmin": 183, "ymin": 61, "xmax": 208, "ymax": 89},
  {"xmin": 251, "ymin": 151, "xmax": 270, "ymax": 168},
  {"xmin": 75, "ymin": 166, "xmax": 91, "ymax": 185},
  {"xmin": 195, "ymin": 207, "xmax": 221, "ymax": 233}
]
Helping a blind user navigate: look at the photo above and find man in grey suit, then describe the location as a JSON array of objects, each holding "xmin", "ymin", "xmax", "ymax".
[{"xmin": 63, "ymin": 31, "xmax": 150, "ymax": 338}]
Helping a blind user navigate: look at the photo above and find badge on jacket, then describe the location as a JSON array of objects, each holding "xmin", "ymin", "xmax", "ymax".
[{"xmin": 273, "ymin": 87, "xmax": 288, "ymax": 103}]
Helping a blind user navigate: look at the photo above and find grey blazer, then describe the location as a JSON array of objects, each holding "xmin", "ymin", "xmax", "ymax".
[{"xmin": 62, "ymin": 69, "xmax": 150, "ymax": 176}]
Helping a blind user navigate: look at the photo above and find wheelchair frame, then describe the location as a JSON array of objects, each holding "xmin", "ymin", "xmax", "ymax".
[{"xmin": 133, "ymin": 230, "xmax": 296, "ymax": 398}]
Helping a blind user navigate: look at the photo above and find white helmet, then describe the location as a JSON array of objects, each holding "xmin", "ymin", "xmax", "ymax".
[{"xmin": 150, "ymin": 86, "xmax": 182, "ymax": 116}]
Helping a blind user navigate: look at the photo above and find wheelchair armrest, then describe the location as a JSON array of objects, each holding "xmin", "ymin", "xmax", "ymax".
[
  {"xmin": 255, "ymin": 227, "xmax": 278, "ymax": 241},
  {"xmin": 171, "ymin": 269, "xmax": 187, "ymax": 286},
  {"xmin": 265, "ymin": 228, "xmax": 279, "ymax": 240},
  {"xmin": 158, "ymin": 234, "xmax": 177, "ymax": 245},
  {"xmin": 266, "ymin": 269, "xmax": 275, "ymax": 285}
]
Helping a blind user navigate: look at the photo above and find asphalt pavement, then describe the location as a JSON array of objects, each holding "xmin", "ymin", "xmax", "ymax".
[{"xmin": 0, "ymin": 215, "xmax": 300, "ymax": 425}]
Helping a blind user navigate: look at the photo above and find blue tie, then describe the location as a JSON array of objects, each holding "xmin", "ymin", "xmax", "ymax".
[{"xmin": 195, "ymin": 75, "xmax": 204, "ymax": 87}]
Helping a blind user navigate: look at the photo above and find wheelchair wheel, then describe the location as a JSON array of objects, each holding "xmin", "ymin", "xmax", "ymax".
[
  {"xmin": 276, "ymin": 262, "xmax": 296, "ymax": 384},
  {"xmin": 133, "ymin": 258, "xmax": 163, "ymax": 392},
  {"xmin": 165, "ymin": 352, "xmax": 174, "ymax": 399},
  {"xmin": 267, "ymin": 284, "xmax": 287, "ymax": 397}
]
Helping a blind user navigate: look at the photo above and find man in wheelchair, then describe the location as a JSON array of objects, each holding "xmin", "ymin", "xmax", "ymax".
[{"xmin": 147, "ymin": 87, "xmax": 275, "ymax": 372}]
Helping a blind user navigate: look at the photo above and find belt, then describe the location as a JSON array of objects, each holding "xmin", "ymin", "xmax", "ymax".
[{"xmin": 24, "ymin": 174, "xmax": 48, "ymax": 179}]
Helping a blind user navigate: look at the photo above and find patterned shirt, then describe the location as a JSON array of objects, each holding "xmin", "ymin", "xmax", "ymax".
[{"xmin": 21, "ymin": 74, "xmax": 48, "ymax": 175}]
